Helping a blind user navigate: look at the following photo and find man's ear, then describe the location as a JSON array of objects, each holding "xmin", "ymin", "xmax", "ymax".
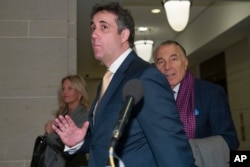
[
  {"xmin": 184, "ymin": 58, "xmax": 189, "ymax": 70},
  {"xmin": 120, "ymin": 28, "xmax": 130, "ymax": 43}
]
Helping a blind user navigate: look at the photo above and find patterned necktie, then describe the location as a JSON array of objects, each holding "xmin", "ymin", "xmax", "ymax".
[{"xmin": 99, "ymin": 70, "xmax": 112, "ymax": 99}]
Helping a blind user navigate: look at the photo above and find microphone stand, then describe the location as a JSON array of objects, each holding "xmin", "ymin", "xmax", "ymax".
[
  {"xmin": 108, "ymin": 96, "xmax": 134, "ymax": 167},
  {"xmin": 107, "ymin": 79, "xmax": 143, "ymax": 167},
  {"xmin": 109, "ymin": 146, "xmax": 115, "ymax": 167},
  {"xmin": 108, "ymin": 146, "xmax": 125, "ymax": 167}
]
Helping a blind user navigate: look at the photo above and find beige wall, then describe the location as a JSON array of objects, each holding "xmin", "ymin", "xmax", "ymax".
[
  {"xmin": 0, "ymin": 0, "xmax": 77, "ymax": 166},
  {"xmin": 226, "ymin": 37, "xmax": 250, "ymax": 150}
]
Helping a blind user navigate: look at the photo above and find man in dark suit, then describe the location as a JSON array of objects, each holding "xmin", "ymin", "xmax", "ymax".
[
  {"xmin": 154, "ymin": 40, "xmax": 239, "ymax": 166},
  {"xmin": 52, "ymin": 2, "xmax": 195, "ymax": 167}
]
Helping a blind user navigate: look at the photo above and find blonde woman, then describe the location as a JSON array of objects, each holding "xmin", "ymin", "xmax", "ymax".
[{"xmin": 44, "ymin": 75, "xmax": 89, "ymax": 167}]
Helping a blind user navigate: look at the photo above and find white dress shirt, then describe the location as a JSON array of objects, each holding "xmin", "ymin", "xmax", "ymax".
[{"xmin": 172, "ymin": 83, "xmax": 180, "ymax": 100}]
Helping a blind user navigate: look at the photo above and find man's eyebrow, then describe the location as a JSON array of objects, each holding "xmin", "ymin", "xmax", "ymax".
[
  {"xmin": 100, "ymin": 20, "xmax": 110, "ymax": 25},
  {"xmin": 156, "ymin": 57, "xmax": 163, "ymax": 61},
  {"xmin": 90, "ymin": 20, "xmax": 109, "ymax": 26},
  {"xmin": 170, "ymin": 54, "xmax": 177, "ymax": 58}
]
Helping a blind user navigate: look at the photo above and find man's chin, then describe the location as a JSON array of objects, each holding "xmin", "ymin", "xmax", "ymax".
[
  {"xmin": 167, "ymin": 79, "xmax": 176, "ymax": 86},
  {"xmin": 94, "ymin": 55, "xmax": 105, "ymax": 64},
  {"xmin": 94, "ymin": 54, "xmax": 103, "ymax": 59}
]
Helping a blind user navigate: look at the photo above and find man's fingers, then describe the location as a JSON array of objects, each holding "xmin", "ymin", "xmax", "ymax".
[
  {"xmin": 64, "ymin": 115, "xmax": 76, "ymax": 127},
  {"xmin": 82, "ymin": 121, "xmax": 90, "ymax": 129},
  {"xmin": 52, "ymin": 122, "xmax": 62, "ymax": 134},
  {"xmin": 52, "ymin": 116, "xmax": 67, "ymax": 132},
  {"xmin": 56, "ymin": 115, "xmax": 72, "ymax": 130}
]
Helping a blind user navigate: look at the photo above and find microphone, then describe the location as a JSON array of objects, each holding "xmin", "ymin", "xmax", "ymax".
[{"xmin": 110, "ymin": 79, "xmax": 144, "ymax": 148}]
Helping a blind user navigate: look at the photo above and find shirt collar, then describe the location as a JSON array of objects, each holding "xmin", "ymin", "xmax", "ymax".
[
  {"xmin": 173, "ymin": 83, "xmax": 181, "ymax": 94},
  {"xmin": 109, "ymin": 48, "xmax": 132, "ymax": 74}
]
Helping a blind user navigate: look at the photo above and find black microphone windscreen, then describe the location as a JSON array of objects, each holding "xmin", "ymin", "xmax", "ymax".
[{"xmin": 122, "ymin": 79, "xmax": 143, "ymax": 104}]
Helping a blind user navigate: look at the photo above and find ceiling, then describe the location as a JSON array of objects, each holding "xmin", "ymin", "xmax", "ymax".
[{"xmin": 77, "ymin": 0, "xmax": 250, "ymax": 79}]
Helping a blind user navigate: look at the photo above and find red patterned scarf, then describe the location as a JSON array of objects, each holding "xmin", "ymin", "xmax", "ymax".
[{"xmin": 176, "ymin": 70, "xmax": 196, "ymax": 139}]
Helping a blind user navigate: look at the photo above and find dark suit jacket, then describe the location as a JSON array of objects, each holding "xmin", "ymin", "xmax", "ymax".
[
  {"xmin": 82, "ymin": 51, "xmax": 195, "ymax": 167},
  {"xmin": 194, "ymin": 79, "xmax": 239, "ymax": 150}
]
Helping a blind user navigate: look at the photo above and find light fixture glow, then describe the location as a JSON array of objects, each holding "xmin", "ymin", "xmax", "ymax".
[
  {"xmin": 134, "ymin": 40, "xmax": 154, "ymax": 62},
  {"xmin": 163, "ymin": 0, "xmax": 191, "ymax": 32},
  {"xmin": 151, "ymin": 9, "xmax": 161, "ymax": 14},
  {"xmin": 138, "ymin": 27, "xmax": 149, "ymax": 32}
]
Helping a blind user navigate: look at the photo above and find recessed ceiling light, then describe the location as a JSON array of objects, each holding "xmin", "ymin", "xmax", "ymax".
[
  {"xmin": 151, "ymin": 9, "xmax": 161, "ymax": 14},
  {"xmin": 138, "ymin": 27, "xmax": 149, "ymax": 32}
]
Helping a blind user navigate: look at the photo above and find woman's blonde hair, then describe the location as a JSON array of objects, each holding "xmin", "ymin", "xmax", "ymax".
[{"xmin": 55, "ymin": 75, "xmax": 89, "ymax": 117}]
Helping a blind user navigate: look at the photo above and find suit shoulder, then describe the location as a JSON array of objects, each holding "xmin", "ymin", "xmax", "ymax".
[
  {"xmin": 195, "ymin": 79, "xmax": 226, "ymax": 93},
  {"xmin": 126, "ymin": 57, "xmax": 155, "ymax": 75},
  {"xmin": 123, "ymin": 53, "xmax": 166, "ymax": 82}
]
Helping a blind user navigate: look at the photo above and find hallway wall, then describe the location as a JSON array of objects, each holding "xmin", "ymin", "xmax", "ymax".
[
  {"xmin": 0, "ymin": 0, "xmax": 77, "ymax": 166},
  {"xmin": 226, "ymin": 37, "xmax": 250, "ymax": 150}
]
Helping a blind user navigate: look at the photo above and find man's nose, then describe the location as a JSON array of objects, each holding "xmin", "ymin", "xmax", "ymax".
[
  {"xmin": 164, "ymin": 62, "xmax": 171, "ymax": 70},
  {"xmin": 91, "ymin": 28, "xmax": 99, "ymax": 39}
]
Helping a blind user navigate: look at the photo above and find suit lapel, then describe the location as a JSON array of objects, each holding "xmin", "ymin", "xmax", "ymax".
[{"xmin": 92, "ymin": 51, "xmax": 137, "ymax": 129}]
